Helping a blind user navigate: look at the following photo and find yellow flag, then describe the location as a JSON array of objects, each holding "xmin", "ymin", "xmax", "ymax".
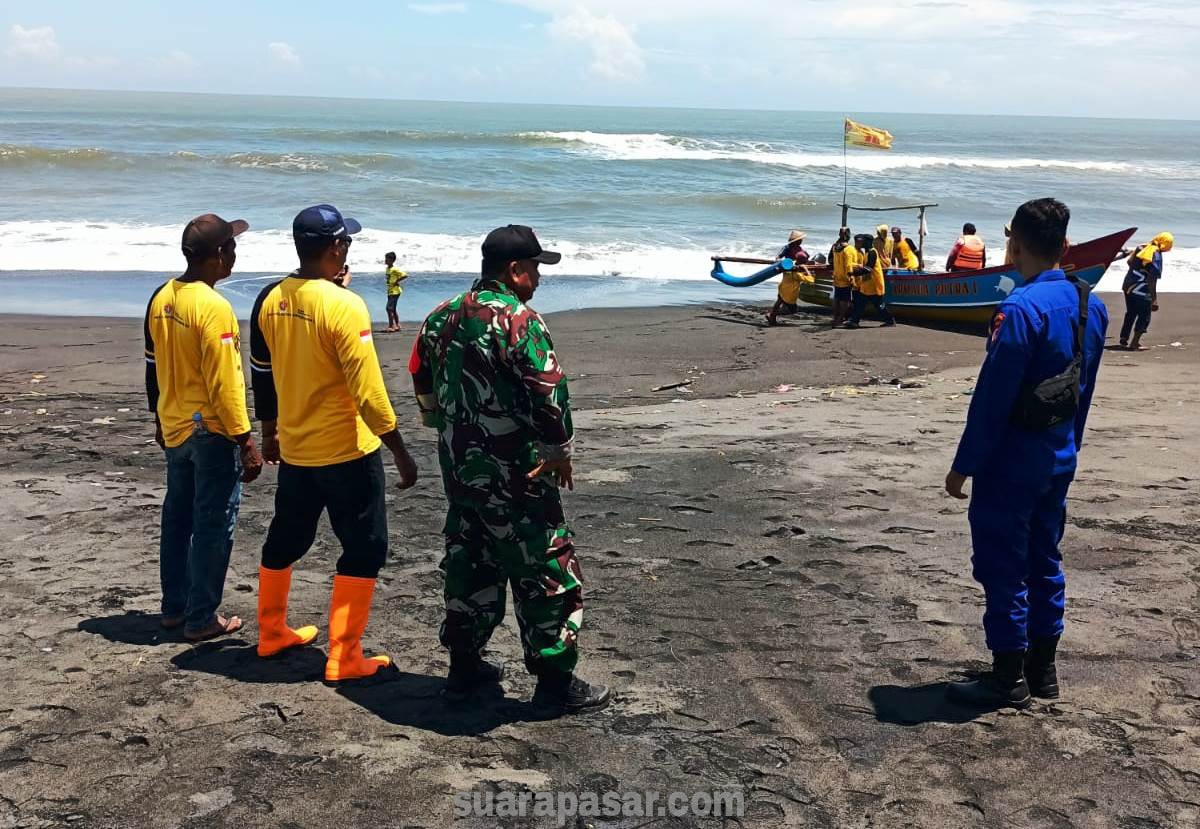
[{"xmin": 845, "ymin": 118, "xmax": 894, "ymax": 150}]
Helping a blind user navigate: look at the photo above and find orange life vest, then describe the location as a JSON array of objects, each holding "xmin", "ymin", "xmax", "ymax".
[{"xmin": 952, "ymin": 234, "xmax": 985, "ymax": 270}]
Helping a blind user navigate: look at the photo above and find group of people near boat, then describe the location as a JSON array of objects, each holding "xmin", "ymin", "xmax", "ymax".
[
  {"xmin": 766, "ymin": 220, "xmax": 1175, "ymax": 350},
  {"xmin": 765, "ymin": 222, "xmax": 924, "ymax": 327}
]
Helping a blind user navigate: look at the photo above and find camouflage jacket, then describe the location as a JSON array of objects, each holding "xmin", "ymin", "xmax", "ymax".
[{"xmin": 410, "ymin": 279, "xmax": 573, "ymax": 504}]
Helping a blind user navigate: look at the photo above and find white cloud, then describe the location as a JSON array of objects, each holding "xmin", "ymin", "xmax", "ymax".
[
  {"xmin": 268, "ymin": 41, "xmax": 302, "ymax": 71},
  {"xmin": 6, "ymin": 24, "xmax": 61, "ymax": 62},
  {"xmin": 547, "ymin": 7, "xmax": 644, "ymax": 82},
  {"xmin": 408, "ymin": 2, "xmax": 468, "ymax": 13}
]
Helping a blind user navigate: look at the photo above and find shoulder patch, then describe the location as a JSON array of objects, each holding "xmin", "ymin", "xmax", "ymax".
[{"xmin": 989, "ymin": 311, "xmax": 1006, "ymax": 344}]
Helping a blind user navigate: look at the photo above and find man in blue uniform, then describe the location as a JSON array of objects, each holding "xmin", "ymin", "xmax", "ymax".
[{"xmin": 944, "ymin": 198, "xmax": 1108, "ymax": 708}]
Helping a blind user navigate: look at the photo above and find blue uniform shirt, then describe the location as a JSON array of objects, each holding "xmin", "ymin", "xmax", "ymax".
[{"xmin": 952, "ymin": 268, "xmax": 1109, "ymax": 483}]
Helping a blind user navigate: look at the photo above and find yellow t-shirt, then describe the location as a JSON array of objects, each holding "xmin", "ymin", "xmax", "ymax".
[
  {"xmin": 250, "ymin": 277, "xmax": 397, "ymax": 467},
  {"xmin": 832, "ymin": 243, "xmax": 858, "ymax": 288},
  {"xmin": 385, "ymin": 266, "xmax": 407, "ymax": 297},
  {"xmin": 857, "ymin": 249, "xmax": 887, "ymax": 296},
  {"xmin": 777, "ymin": 266, "xmax": 814, "ymax": 304},
  {"xmin": 894, "ymin": 238, "xmax": 920, "ymax": 270},
  {"xmin": 144, "ymin": 279, "xmax": 251, "ymax": 448}
]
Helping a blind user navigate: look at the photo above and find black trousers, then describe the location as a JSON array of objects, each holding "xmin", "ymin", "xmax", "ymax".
[
  {"xmin": 261, "ymin": 450, "xmax": 388, "ymax": 578},
  {"xmin": 849, "ymin": 292, "xmax": 895, "ymax": 325},
  {"xmin": 1120, "ymin": 293, "xmax": 1152, "ymax": 340}
]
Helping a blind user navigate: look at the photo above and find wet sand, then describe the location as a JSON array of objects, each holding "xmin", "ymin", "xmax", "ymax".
[{"xmin": 1, "ymin": 295, "xmax": 1197, "ymax": 828}]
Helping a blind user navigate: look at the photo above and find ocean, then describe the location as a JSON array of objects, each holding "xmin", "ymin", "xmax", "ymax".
[{"xmin": 1, "ymin": 87, "xmax": 1197, "ymax": 321}]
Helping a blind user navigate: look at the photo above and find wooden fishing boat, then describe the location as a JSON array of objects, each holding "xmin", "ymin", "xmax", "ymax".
[{"xmin": 792, "ymin": 228, "xmax": 1136, "ymax": 324}]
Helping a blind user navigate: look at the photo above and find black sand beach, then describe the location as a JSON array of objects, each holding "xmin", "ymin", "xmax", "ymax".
[{"xmin": 1, "ymin": 295, "xmax": 1197, "ymax": 828}]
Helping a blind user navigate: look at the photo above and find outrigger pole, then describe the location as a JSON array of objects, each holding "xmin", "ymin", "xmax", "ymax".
[{"xmin": 838, "ymin": 202, "xmax": 939, "ymax": 262}]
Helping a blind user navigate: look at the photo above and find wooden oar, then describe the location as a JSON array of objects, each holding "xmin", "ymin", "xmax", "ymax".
[{"xmin": 711, "ymin": 255, "xmax": 778, "ymax": 265}]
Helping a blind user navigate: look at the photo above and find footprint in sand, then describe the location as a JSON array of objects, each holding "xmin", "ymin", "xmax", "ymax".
[{"xmin": 1172, "ymin": 617, "xmax": 1200, "ymax": 648}]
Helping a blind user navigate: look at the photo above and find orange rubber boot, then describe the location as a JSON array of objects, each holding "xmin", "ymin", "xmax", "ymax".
[
  {"xmin": 324, "ymin": 574, "xmax": 392, "ymax": 682},
  {"xmin": 256, "ymin": 565, "xmax": 319, "ymax": 658}
]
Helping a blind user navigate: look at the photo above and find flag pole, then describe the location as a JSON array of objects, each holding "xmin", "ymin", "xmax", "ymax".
[{"xmin": 841, "ymin": 117, "xmax": 849, "ymax": 228}]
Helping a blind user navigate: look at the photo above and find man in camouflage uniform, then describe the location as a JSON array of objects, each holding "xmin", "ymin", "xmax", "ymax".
[{"xmin": 410, "ymin": 224, "xmax": 609, "ymax": 714}]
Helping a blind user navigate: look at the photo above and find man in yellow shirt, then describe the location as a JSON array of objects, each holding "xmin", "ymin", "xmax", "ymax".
[
  {"xmin": 250, "ymin": 203, "xmax": 419, "ymax": 683},
  {"xmin": 384, "ymin": 251, "xmax": 407, "ymax": 333},
  {"xmin": 144, "ymin": 213, "xmax": 264, "ymax": 642},
  {"xmin": 829, "ymin": 226, "xmax": 857, "ymax": 327},
  {"xmin": 845, "ymin": 233, "xmax": 896, "ymax": 328},
  {"xmin": 874, "ymin": 224, "xmax": 894, "ymax": 266},
  {"xmin": 890, "ymin": 226, "xmax": 922, "ymax": 271}
]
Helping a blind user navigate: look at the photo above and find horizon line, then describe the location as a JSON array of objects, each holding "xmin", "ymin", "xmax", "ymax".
[{"xmin": 2, "ymin": 84, "xmax": 1197, "ymax": 124}]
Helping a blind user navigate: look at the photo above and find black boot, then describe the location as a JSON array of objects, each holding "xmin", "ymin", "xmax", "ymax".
[
  {"xmin": 947, "ymin": 650, "xmax": 1031, "ymax": 709},
  {"xmin": 1024, "ymin": 635, "xmax": 1060, "ymax": 699},
  {"xmin": 443, "ymin": 650, "xmax": 506, "ymax": 700},
  {"xmin": 531, "ymin": 671, "xmax": 611, "ymax": 714}
]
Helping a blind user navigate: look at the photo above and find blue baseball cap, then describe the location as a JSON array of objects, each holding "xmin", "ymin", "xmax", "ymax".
[{"xmin": 292, "ymin": 203, "xmax": 362, "ymax": 240}]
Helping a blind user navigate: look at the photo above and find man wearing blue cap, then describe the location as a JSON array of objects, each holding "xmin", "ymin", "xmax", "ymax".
[{"xmin": 249, "ymin": 204, "xmax": 419, "ymax": 682}]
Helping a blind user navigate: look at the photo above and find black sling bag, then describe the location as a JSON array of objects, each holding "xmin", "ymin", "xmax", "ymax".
[{"xmin": 1010, "ymin": 275, "xmax": 1089, "ymax": 431}]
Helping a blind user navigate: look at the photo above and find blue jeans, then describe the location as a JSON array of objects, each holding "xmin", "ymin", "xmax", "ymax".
[
  {"xmin": 160, "ymin": 431, "xmax": 243, "ymax": 632},
  {"xmin": 968, "ymin": 471, "xmax": 1073, "ymax": 652}
]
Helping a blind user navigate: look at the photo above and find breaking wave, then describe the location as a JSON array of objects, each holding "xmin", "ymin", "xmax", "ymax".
[
  {"xmin": 522, "ymin": 131, "xmax": 1145, "ymax": 174},
  {"xmin": 1, "ymin": 220, "xmax": 1197, "ymax": 290}
]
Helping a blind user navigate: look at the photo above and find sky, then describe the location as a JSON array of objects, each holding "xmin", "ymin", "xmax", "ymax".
[{"xmin": 2, "ymin": 0, "xmax": 1197, "ymax": 118}]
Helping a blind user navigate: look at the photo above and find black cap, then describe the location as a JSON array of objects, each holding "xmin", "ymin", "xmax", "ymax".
[
  {"xmin": 481, "ymin": 225, "xmax": 561, "ymax": 267},
  {"xmin": 181, "ymin": 213, "xmax": 248, "ymax": 258},
  {"xmin": 292, "ymin": 203, "xmax": 362, "ymax": 240}
]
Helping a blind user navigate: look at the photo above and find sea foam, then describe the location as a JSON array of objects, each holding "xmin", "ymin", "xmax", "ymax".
[
  {"xmin": 2, "ymin": 220, "xmax": 1197, "ymax": 291},
  {"xmin": 522, "ymin": 131, "xmax": 1148, "ymax": 174}
]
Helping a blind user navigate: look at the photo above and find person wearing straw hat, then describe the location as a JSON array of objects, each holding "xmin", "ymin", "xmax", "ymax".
[{"xmin": 765, "ymin": 229, "xmax": 813, "ymax": 326}]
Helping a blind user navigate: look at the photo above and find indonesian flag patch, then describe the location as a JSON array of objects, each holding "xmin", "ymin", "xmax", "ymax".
[
  {"xmin": 220, "ymin": 332, "xmax": 235, "ymax": 346},
  {"xmin": 359, "ymin": 329, "xmax": 373, "ymax": 343}
]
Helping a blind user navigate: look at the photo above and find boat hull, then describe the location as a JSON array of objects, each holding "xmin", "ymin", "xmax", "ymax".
[{"xmin": 796, "ymin": 228, "xmax": 1136, "ymax": 325}]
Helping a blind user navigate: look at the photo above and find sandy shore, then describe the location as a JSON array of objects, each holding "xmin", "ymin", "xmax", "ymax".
[{"xmin": 1, "ymin": 295, "xmax": 1197, "ymax": 828}]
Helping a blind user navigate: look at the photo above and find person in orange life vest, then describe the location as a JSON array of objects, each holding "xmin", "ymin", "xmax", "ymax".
[
  {"xmin": 890, "ymin": 226, "xmax": 922, "ymax": 271},
  {"xmin": 947, "ymin": 223, "xmax": 986, "ymax": 271},
  {"xmin": 765, "ymin": 229, "xmax": 813, "ymax": 326}
]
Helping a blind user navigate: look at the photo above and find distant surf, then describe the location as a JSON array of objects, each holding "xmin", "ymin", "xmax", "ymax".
[{"xmin": 520, "ymin": 131, "xmax": 1154, "ymax": 174}]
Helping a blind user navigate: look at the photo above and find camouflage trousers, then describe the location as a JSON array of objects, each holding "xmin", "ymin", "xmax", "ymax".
[{"xmin": 439, "ymin": 483, "xmax": 584, "ymax": 675}]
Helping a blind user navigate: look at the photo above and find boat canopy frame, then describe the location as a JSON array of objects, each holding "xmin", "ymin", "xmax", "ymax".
[{"xmin": 838, "ymin": 202, "xmax": 938, "ymax": 262}]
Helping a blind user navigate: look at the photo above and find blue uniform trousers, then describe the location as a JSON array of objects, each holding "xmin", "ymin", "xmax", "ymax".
[{"xmin": 968, "ymin": 471, "xmax": 1073, "ymax": 652}]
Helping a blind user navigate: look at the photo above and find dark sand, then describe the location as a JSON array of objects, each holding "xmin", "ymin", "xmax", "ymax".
[{"xmin": 1, "ymin": 295, "xmax": 1197, "ymax": 828}]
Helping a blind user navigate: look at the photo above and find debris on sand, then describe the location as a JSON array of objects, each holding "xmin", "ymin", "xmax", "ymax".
[{"xmin": 652, "ymin": 380, "xmax": 693, "ymax": 392}]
